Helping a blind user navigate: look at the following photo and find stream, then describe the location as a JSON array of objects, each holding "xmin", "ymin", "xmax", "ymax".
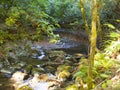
[{"xmin": 0, "ymin": 29, "xmax": 88, "ymax": 90}]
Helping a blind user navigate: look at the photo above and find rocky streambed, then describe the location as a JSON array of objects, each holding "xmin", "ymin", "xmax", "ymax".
[
  {"xmin": 0, "ymin": 29, "xmax": 88, "ymax": 90},
  {"xmin": 0, "ymin": 42, "xmax": 87, "ymax": 90}
]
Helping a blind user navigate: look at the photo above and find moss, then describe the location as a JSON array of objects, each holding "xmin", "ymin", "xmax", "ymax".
[
  {"xmin": 66, "ymin": 84, "xmax": 79, "ymax": 90},
  {"xmin": 18, "ymin": 86, "xmax": 33, "ymax": 90}
]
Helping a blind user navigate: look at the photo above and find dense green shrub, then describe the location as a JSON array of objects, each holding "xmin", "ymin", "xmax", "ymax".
[
  {"xmin": 3, "ymin": 0, "xmax": 59, "ymax": 41},
  {"xmin": 46, "ymin": 0, "xmax": 82, "ymax": 23},
  {"xmin": 99, "ymin": 0, "xmax": 119, "ymax": 22}
]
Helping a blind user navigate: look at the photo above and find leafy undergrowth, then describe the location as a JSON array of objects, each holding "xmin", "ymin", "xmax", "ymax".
[
  {"xmin": 0, "ymin": 25, "xmax": 59, "ymax": 45},
  {"xmin": 0, "ymin": 28, "xmax": 30, "ymax": 44},
  {"xmin": 94, "ymin": 29, "xmax": 120, "ymax": 90},
  {"xmin": 70, "ymin": 26, "xmax": 120, "ymax": 90}
]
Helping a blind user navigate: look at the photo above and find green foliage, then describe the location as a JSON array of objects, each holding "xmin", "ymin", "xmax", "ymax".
[
  {"xmin": 99, "ymin": 0, "xmax": 119, "ymax": 21},
  {"xmin": 105, "ymin": 40, "xmax": 120, "ymax": 55},
  {"xmin": 3, "ymin": 0, "xmax": 60, "ymax": 41},
  {"xmin": 0, "ymin": 29, "xmax": 15, "ymax": 44},
  {"xmin": 101, "ymin": 80, "xmax": 112, "ymax": 89},
  {"xmin": 66, "ymin": 84, "xmax": 79, "ymax": 90},
  {"xmin": 74, "ymin": 33, "xmax": 120, "ymax": 86},
  {"xmin": 94, "ymin": 52, "xmax": 115, "ymax": 79},
  {"xmin": 0, "ymin": 0, "xmax": 12, "ymax": 18},
  {"xmin": 74, "ymin": 66, "xmax": 88, "ymax": 83},
  {"xmin": 1, "ymin": 0, "xmax": 119, "ymax": 27},
  {"xmin": 94, "ymin": 26, "xmax": 120, "ymax": 83},
  {"xmin": 0, "ymin": 29, "xmax": 6, "ymax": 44},
  {"xmin": 0, "ymin": 28, "xmax": 30, "ymax": 44},
  {"xmin": 5, "ymin": 6, "xmax": 21, "ymax": 27},
  {"xmin": 110, "ymin": 32, "xmax": 120, "ymax": 38},
  {"xmin": 18, "ymin": 86, "xmax": 33, "ymax": 90},
  {"xmin": 73, "ymin": 58, "xmax": 88, "ymax": 83},
  {"xmin": 104, "ymin": 23, "xmax": 115, "ymax": 29},
  {"xmin": 94, "ymin": 53, "xmax": 114, "ymax": 69},
  {"xmin": 46, "ymin": 0, "xmax": 82, "ymax": 24},
  {"xmin": 73, "ymin": 53, "xmax": 117, "ymax": 88},
  {"xmin": 105, "ymin": 30, "xmax": 120, "ymax": 55},
  {"xmin": 45, "ymin": 0, "xmax": 119, "ymax": 27}
]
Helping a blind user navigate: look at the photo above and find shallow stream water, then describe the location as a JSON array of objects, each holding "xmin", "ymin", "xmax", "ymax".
[{"xmin": 0, "ymin": 29, "xmax": 88, "ymax": 90}]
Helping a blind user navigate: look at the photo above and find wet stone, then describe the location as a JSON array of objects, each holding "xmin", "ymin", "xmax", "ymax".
[
  {"xmin": 47, "ymin": 50, "xmax": 66, "ymax": 58},
  {"xmin": 0, "ymin": 63, "xmax": 3, "ymax": 68},
  {"xmin": 0, "ymin": 68, "xmax": 14, "ymax": 75},
  {"xmin": 44, "ymin": 66, "xmax": 56, "ymax": 73}
]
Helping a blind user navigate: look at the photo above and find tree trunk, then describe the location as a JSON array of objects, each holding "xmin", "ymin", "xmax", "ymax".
[
  {"xmin": 88, "ymin": 0, "xmax": 97, "ymax": 89},
  {"xmin": 97, "ymin": 0, "xmax": 102, "ymax": 47},
  {"xmin": 80, "ymin": 0, "xmax": 90, "ymax": 36}
]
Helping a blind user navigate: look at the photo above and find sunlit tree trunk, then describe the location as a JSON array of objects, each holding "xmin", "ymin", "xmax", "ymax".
[
  {"xmin": 88, "ymin": 0, "xmax": 97, "ymax": 89},
  {"xmin": 79, "ymin": 0, "xmax": 90, "ymax": 36},
  {"xmin": 97, "ymin": 0, "xmax": 102, "ymax": 47}
]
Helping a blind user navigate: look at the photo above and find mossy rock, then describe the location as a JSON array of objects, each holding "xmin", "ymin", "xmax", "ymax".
[
  {"xmin": 66, "ymin": 84, "xmax": 79, "ymax": 90},
  {"xmin": 57, "ymin": 65, "xmax": 71, "ymax": 72},
  {"xmin": 48, "ymin": 50, "xmax": 66, "ymax": 58},
  {"xmin": 18, "ymin": 86, "xmax": 33, "ymax": 90}
]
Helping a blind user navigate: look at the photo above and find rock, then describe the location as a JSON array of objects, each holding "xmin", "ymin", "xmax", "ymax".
[
  {"xmin": 57, "ymin": 65, "xmax": 71, "ymax": 72},
  {"xmin": 8, "ymin": 52, "xmax": 18, "ymax": 60},
  {"xmin": 29, "ymin": 73, "xmax": 58, "ymax": 89},
  {"xmin": 0, "ymin": 63, "xmax": 3, "ymax": 68},
  {"xmin": 29, "ymin": 73, "xmax": 41, "ymax": 88},
  {"xmin": 31, "ymin": 53, "xmax": 38, "ymax": 59},
  {"xmin": 31, "ymin": 46, "xmax": 46, "ymax": 60},
  {"xmin": 31, "ymin": 67, "xmax": 45, "ymax": 75},
  {"xmin": 47, "ymin": 50, "xmax": 66, "ymax": 58},
  {"xmin": 18, "ymin": 61, "xmax": 26, "ymax": 67},
  {"xmin": 38, "ymin": 55, "xmax": 45, "ymax": 60},
  {"xmin": 64, "ymin": 60, "xmax": 73, "ymax": 65},
  {"xmin": 0, "ymin": 68, "xmax": 14, "ymax": 74},
  {"xmin": 65, "ymin": 54, "xmax": 72, "ymax": 60},
  {"xmin": 30, "ymin": 49, "xmax": 39, "ymax": 59},
  {"xmin": 9, "ymin": 71, "xmax": 29, "ymax": 90},
  {"xmin": 44, "ymin": 66, "xmax": 56, "ymax": 73},
  {"xmin": 12, "ymin": 65, "xmax": 21, "ymax": 70},
  {"xmin": 12, "ymin": 61, "xmax": 26, "ymax": 70},
  {"xmin": 11, "ymin": 71, "xmax": 27, "ymax": 82},
  {"xmin": 36, "ymin": 45, "xmax": 42, "ymax": 50},
  {"xmin": 31, "ymin": 45, "xmax": 42, "ymax": 52},
  {"xmin": 57, "ymin": 70, "xmax": 70, "ymax": 82},
  {"xmin": 73, "ymin": 53, "xmax": 86, "ymax": 60},
  {"xmin": 54, "ymin": 56, "xmax": 65, "ymax": 63},
  {"xmin": 30, "ymin": 79, "xmax": 60, "ymax": 90},
  {"xmin": 65, "ymin": 55, "xmax": 77, "ymax": 63},
  {"xmin": 56, "ymin": 65, "xmax": 71, "ymax": 81},
  {"xmin": 33, "ymin": 82, "xmax": 48, "ymax": 90}
]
